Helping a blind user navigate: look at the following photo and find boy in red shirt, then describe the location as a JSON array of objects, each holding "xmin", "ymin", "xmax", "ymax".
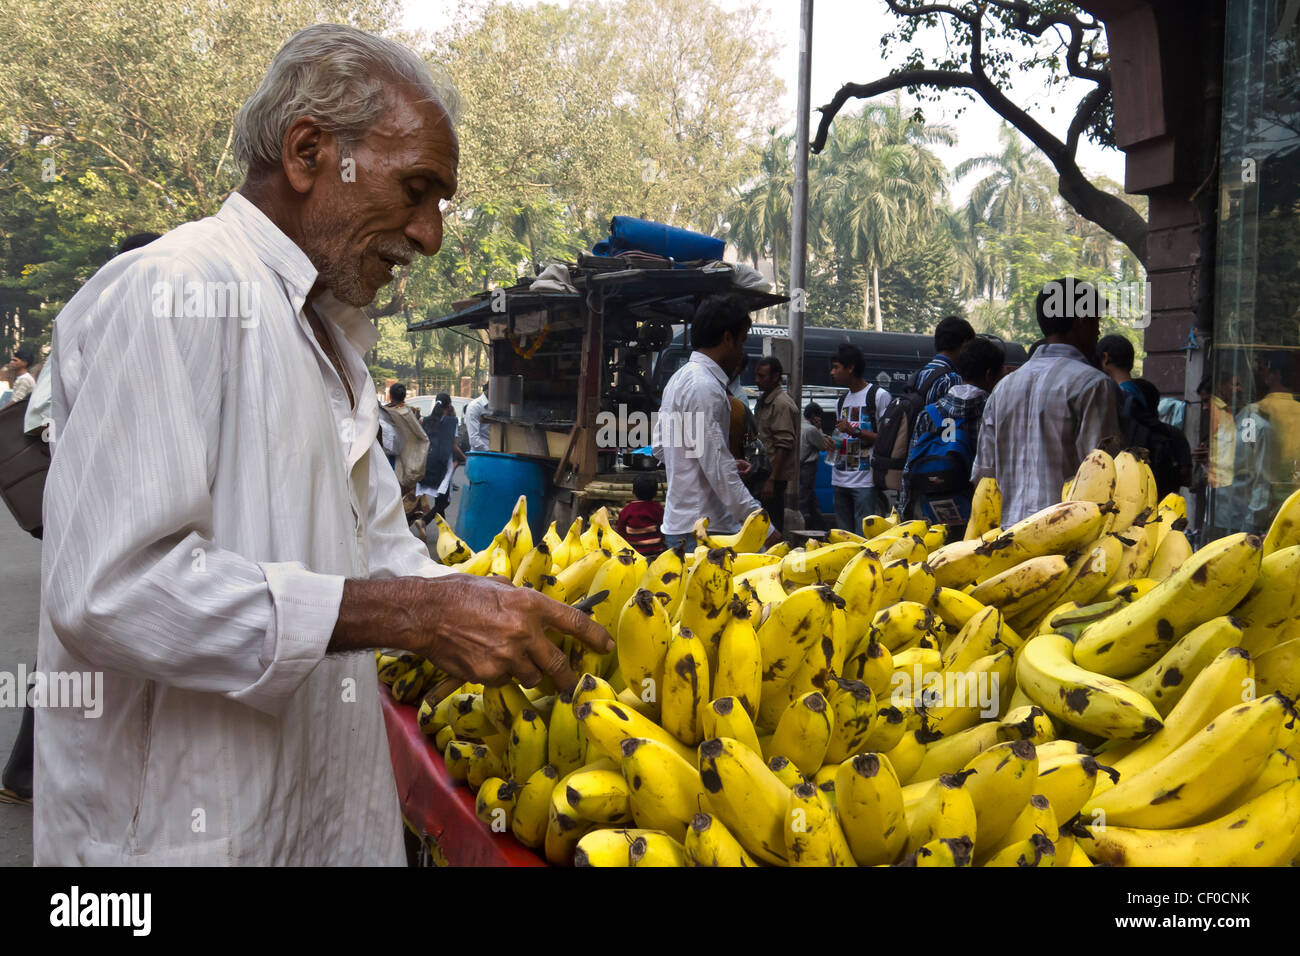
[{"xmin": 616, "ymin": 475, "xmax": 665, "ymax": 556}]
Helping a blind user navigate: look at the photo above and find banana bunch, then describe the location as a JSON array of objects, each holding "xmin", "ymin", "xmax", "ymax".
[{"xmin": 387, "ymin": 455, "xmax": 1300, "ymax": 866}]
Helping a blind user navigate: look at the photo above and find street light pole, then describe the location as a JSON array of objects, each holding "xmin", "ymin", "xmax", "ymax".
[{"xmin": 788, "ymin": 0, "xmax": 813, "ymax": 522}]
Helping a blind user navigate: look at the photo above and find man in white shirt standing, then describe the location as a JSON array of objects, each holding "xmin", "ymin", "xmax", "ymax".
[
  {"xmin": 653, "ymin": 295, "xmax": 763, "ymax": 551},
  {"xmin": 827, "ymin": 343, "xmax": 892, "ymax": 531},
  {"xmin": 465, "ymin": 381, "xmax": 491, "ymax": 452},
  {"xmin": 36, "ymin": 24, "xmax": 610, "ymax": 866},
  {"xmin": 972, "ymin": 277, "xmax": 1121, "ymax": 525},
  {"xmin": 4, "ymin": 348, "xmax": 35, "ymax": 407}
]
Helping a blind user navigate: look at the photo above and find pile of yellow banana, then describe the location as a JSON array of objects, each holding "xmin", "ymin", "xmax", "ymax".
[{"xmin": 375, "ymin": 450, "xmax": 1300, "ymax": 867}]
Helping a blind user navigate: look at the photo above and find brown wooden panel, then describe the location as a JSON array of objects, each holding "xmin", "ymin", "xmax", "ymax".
[{"xmin": 1142, "ymin": 309, "xmax": 1197, "ymax": 352}]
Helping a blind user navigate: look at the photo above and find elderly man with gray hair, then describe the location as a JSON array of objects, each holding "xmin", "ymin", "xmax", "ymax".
[{"xmin": 36, "ymin": 24, "xmax": 610, "ymax": 865}]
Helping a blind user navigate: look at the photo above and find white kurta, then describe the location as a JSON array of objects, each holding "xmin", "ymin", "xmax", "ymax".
[{"xmin": 35, "ymin": 191, "xmax": 458, "ymax": 865}]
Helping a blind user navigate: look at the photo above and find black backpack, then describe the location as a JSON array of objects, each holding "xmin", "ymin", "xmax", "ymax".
[
  {"xmin": 1119, "ymin": 392, "xmax": 1191, "ymax": 498},
  {"xmin": 871, "ymin": 375, "xmax": 928, "ymax": 491}
]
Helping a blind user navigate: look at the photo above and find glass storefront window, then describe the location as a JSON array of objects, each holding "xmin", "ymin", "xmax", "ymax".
[{"xmin": 1211, "ymin": 0, "xmax": 1300, "ymax": 539}]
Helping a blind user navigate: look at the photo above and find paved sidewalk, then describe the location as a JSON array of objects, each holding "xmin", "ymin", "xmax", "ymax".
[{"xmin": 0, "ymin": 510, "xmax": 39, "ymax": 867}]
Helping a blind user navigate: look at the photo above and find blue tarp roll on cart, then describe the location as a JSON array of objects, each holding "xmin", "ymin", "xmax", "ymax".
[
  {"xmin": 455, "ymin": 452, "xmax": 550, "ymax": 553},
  {"xmin": 592, "ymin": 216, "xmax": 725, "ymax": 263}
]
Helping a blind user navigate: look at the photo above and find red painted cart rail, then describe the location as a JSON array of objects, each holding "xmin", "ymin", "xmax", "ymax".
[{"xmin": 380, "ymin": 692, "xmax": 547, "ymax": 866}]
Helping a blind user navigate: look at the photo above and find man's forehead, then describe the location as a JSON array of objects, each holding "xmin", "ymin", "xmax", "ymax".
[{"xmin": 365, "ymin": 88, "xmax": 459, "ymax": 180}]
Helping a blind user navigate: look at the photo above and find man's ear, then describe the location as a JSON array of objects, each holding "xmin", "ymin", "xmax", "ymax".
[{"xmin": 281, "ymin": 117, "xmax": 335, "ymax": 195}]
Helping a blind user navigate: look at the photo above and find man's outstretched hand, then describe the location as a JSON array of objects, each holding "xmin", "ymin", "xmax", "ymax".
[{"xmin": 331, "ymin": 574, "xmax": 613, "ymax": 693}]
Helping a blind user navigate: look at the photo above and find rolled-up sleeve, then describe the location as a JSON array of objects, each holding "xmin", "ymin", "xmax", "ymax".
[{"xmin": 41, "ymin": 262, "xmax": 340, "ymax": 717}]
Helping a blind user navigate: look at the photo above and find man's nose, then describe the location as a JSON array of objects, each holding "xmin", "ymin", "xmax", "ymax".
[{"xmin": 405, "ymin": 205, "xmax": 444, "ymax": 258}]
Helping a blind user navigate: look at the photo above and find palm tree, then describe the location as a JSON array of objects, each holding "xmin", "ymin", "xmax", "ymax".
[
  {"xmin": 955, "ymin": 123, "xmax": 1056, "ymax": 323},
  {"xmin": 726, "ymin": 128, "xmax": 795, "ymax": 287},
  {"xmin": 812, "ymin": 96, "xmax": 953, "ymax": 329}
]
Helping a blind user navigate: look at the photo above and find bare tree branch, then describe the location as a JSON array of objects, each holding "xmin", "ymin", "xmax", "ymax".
[{"xmin": 810, "ymin": 2, "xmax": 1148, "ymax": 265}]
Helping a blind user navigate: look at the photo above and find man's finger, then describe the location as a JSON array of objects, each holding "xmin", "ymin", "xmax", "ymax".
[
  {"xmin": 537, "ymin": 595, "xmax": 614, "ymax": 655},
  {"xmin": 527, "ymin": 632, "xmax": 578, "ymax": 693},
  {"xmin": 512, "ymin": 658, "xmax": 544, "ymax": 690}
]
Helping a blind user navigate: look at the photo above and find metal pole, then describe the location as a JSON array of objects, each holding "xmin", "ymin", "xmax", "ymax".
[{"xmin": 788, "ymin": 0, "xmax": 813, "ymax": 521}]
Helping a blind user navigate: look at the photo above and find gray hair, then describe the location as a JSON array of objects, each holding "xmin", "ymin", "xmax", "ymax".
[{"xmin": 233, "ymin": 23, "xmax": 461, "ymax": 171}]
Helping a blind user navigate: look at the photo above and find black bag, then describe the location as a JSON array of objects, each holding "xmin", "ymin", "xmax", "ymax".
[
  {"xmin": 0, "ymin": 398, "xmax": 49, "ymax": 538},
  {"xmin": 1120, "ymin": 392, "xmax": 1191, "ymax": 499},
  {"xmin": 870, "ymin": 378, "xmax": 927, "ymax": 492}
]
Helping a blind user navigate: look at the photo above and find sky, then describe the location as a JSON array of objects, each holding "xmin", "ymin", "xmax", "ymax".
[{"xmin": 401, "ymin": 0, "xmax": 1130, "ymax": 206}]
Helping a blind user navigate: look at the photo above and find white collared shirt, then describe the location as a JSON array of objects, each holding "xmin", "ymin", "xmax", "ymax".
[
  {"xmin": 35, "ymin": 191, "xmax": 458, "ymax": 865},
  {"xmin": 465, "ymin": 392, "xmax": 490, "ymax": 451},
  {"xmin": 653, "ymin": 351, "xmax": 759, "ymax": 536}
]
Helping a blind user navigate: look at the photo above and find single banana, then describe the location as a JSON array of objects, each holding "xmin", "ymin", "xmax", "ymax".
[
  {"xmin": 909, "ymin": 835, "xmax": 974, "ymax": 867},
  {"xmin": 930, "ymin": 586, "xmax": 987, "ymax": 631},
  {"xmin": 834, "ymin": 753, "xmax": 908, "ymax": 866},
  {"xmin": 824, "ymin": 678, "xmax": 880, "ymax": 764},
  {"xmin": 978, "ymin": 792, "xmax": 1058, "ymax": 863},
  {"xmin": 767, "ymin": 754, "xmax": 806, "ymax": 788},
  {"xmin": 785, "ymin": 782, "xmax": 857, "ymax": 866},
  {"xmin": 619, "ymin": 736, "xmax": 710, "ymax": 842},
  {"xmin": 466, "ymin": 744, "xmax": 507, "ymax": 791},
  {"xmin": 512, "ymin": 764, "xmax": 560, "ymax": 848},
  {"xmin": 660, "ymin": 629, "xmax": 710, "ymax": 747},
  {"xmin": 1073, "ymin": 533, "xmax": 1263, "ymax": 677},
  {"xmin": 697, "ymin": 736, "xmax": 791, "ymax": 865},
  {"xmin": 501, "ymin": 707, "xmax": 545, "ymax": 783},
  {"xmin": 474, "ymin": 777, "xmax": 519, "ymax": 832},
  {"xmin": 984, "ymin": 832, "xmax": 1056, "ymax": 867},
  {"xmin": 756, "ymin": 585, "xmax": 835, "ymax": 706},
  {"xmin": 1034, "ymin": 751, "xmax": 1105, "ymax": 824},
  {"xmin": 697, "ymin": 508, "xmax": 771, "ymax": 553},
  {"xmin": 975, "ymin": 500, "xmax": 1109, "ymax": 583},
  {"xmin": 965, "ymin": 477, "xmax": 1003, "ymax": 542},
  {"xmin": 511, "ymin": 542, "xmax": 553, "ymax": 590},
  {"xmin": 1255, "ymin": 633, "xmax": 1300, "ymax": 699},
  {"xmin": 433, "ymin": 514, "xmax": 473, "ymax": 565},
  {"xmin": 713, "ymin": 600, "xmax": 764, "ymax": 720},
  {"xmin": 482, "ymin": 683, "xmax": 532, "ymax": 737},
  {"xmin": 1147, "ymin": 528, "xmax": 1193, "ymax": 580},
  {"xmin": 573, "ymin": 828, "xmax": 634, "ymax": 867},
  {"xmin": 767, "ymin": 691, "xmax": 833, "ymax": 777},
  {"xmin": 1094, "ymin": 647, "xmax": 1256, "ymax": 796},
  {"xmin": 637, "ymin": 542, "xmax": 687, "ymax": 610},
  {"xmin": 1234, "ymin": 544, "xmax": 1300, "ymax": 658},
  {"xmin": 902, "ymin": 562, "xmax": 939, "ymax": 606},
  {"xmin": 676, "ymin": 547, "xmax": 734, "ymax": 670},
  {"xmin": 443, "ymin": 739, "xmax": 474, "ymax": 783},
  {"xmin": 842, "ymin": 636, "xmax": 894, "ymax": 699},
  {"xmin": 627, "ymin": 831, "xmax": 688, "ymax": 867},
  {"xmin": 1017, "ymin": 634, "xmax": 1163, "ymax": 740},
  {"xmin": 834, "ymin": 550, "xmax": 886, "ymax": 644},
  {"xmin": 576, "ymin": 697, "xmax": 697, "ymax": 764},
  {"xmin": 1111, "ymin": 450, "xmax": 1147, "ymax": 532},
  {"xmin": 905, "ymin": 772, "xmax": 978, "ymax": 855},
  {"xmin": 780, "ymin": 541, "xmax": 864, "ymax": 588},
  {"xmin": 563, "ymin": 767, "xmax": 634, "ymax": 824},
  {"xmin": 1127, "ymin": 616, "xmax": 1245, "ymax": 716},
  {"xmin": 555, "ymin": 546, "xmax": 612, "ymax": 598},
  {"xmin": 1263, "ymin": 487, "xmax": 1300, "ymax": 556},
  {"xmin": 616, "ymin": 588, "xmax": 672, "ymax": 709},
  {"xmin": 1082, "ymin": 693, "xmax": 1290, "ymax": 828},
  {"xmin": 683, "ymin": 812, "xmax": 758, "ymax": 866},
  {"xmin": 547, "ymin": 692, "xmax": 587, "ymax": 777},
  {"xmin": 1066, "ymin": 448, "xmax": 1117, "ymax": 508},
  {"xmin": 868, "ymin": 601, "xmax": 939, "ymax": 652},
  {"xmin": 960, "ymin": 739, "xmax": 1039, "ymax": 850},
  {"xmin": 701, "ymin": 697, "xmax": 763, "ymax": 756},
  {"xmin": 1080, "ymin": 778, "xmax": 1300, "ymax": 866}
]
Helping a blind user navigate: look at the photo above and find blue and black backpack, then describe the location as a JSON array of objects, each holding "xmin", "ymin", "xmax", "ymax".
[{"xmin": 905, "ymin": 405, "xmax": 977, "ymax": 497}]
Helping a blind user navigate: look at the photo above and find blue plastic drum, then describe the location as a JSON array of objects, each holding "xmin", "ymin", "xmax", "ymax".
[{"xmin": 455, "ymin": 452, "xmax": 549, "ymax": 553}]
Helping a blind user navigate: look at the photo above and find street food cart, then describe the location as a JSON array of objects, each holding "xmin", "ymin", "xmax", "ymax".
[{"xmin": 407, "ymin": 257, "xmax": 787, "ymax": 549}]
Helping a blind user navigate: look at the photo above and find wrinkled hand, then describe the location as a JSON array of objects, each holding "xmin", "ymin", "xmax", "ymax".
[
  {"xmin": 413, "ymin": 575, "xmax": 612, "ymax": 693},
  {"xmin": 735, "ymin": 459, "xmax": 753, "ymax": 479}
]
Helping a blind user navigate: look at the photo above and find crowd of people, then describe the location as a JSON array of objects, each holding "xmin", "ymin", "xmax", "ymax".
[{"xmin": 649, "ymin": 280, "xmax": 1212, "ymax": 552}]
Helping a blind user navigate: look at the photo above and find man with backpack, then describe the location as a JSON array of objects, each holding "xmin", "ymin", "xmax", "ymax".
[
  {"xmin": 868, "ymin": 317, "xmax": 976, "ymax": 515},
  {"xmin": 902, "ymin": 337, "xmax": 1006, "ymax": 533},
  {"xmin": 827, "ymin": 343, "xmax": 892, "ymax": 531}
]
